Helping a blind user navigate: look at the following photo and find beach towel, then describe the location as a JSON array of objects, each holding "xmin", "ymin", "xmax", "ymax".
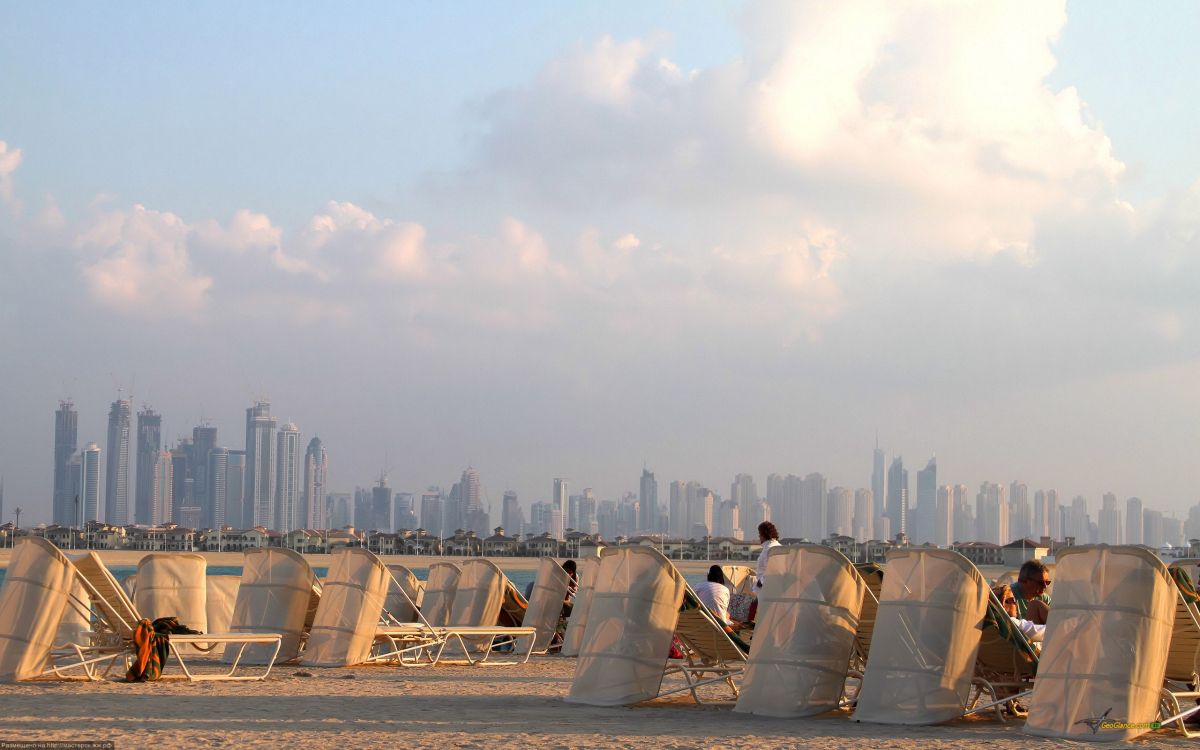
[
  {"xmin": 124, "ymin": 617, "xmax": 203, "ymax": 682},
  {"xmin": 126, "ymin": 619, "xmax": 170, "ymax": 682}
]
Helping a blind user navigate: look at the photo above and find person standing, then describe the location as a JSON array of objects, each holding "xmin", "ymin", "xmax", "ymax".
[{"xmin": 755, "ymin": 521, "xmax": 781, "ymax": 590}]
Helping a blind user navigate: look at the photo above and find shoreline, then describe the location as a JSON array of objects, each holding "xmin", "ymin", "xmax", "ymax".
[{"xmin": 0, "ymin": 548, "xmax": 728, "ymax": 575}]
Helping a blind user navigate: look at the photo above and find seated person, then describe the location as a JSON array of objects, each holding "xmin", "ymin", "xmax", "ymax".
[
  {"xmin": 695, "ymin": 565, "xmax": 732, "ymax": 626},
  {"xmin": 993, "ymin": 584, "xmax": 1046, "ymax": 643},
  {"xmin": 561, "ymin": 559, "xmax": 578, "ymax": 617},
  {"xmin": 1013, "ymin": 559, "xmax": 1051, "ymax": 625}
]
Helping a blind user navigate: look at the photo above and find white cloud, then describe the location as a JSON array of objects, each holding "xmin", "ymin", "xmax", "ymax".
[
  {"xmin": 301, "ymin": 201, "xmax": 431, "ymax": 282},
  {"xmin": 194, "ymin": 209, "xmax": 322, "ymax": 278},
  {"xmin": 0, "ymin": 140, "xmax": 22, "ymax": 209},
  {"xmin": 74, "ymin": 204, "xmax": 213, "ymax": 315}
]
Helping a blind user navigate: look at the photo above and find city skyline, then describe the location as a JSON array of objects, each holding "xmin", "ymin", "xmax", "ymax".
[
  {"xmin": 2, "ymin": 3, "xmax": 1199, "ymax": 528},
  {"xmin": 9, "ymin": 392, "xmax": 1195, "ymax": 549}
]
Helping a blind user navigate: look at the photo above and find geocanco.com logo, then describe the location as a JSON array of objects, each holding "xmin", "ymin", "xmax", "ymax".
[{"xmin": 1074, "ymin": 708, "xmax": 1162, "ymax": 735}]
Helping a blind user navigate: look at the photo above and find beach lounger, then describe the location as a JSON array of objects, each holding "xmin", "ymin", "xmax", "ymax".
[
  {"xmin": 517, "ymin": 558, "xmax": 573, "ymax": 655},
  {"xmin": 205, "ymin": 575, "xmax": 240, "ymax": 636},
  {"xmin": 370, "ymin": 557, "xmax": 535, "ymax": 667},
  {"xmin": 72, "ymin": 550, "xmax": 282, "ymax": 681},
  {"xmin": 560, "ymin": 557, "xmax": 599, "ymax": 657},
  {"xmin": 384, "ymin": 564, "xmax": 424, "ymax": 623},
  {"xmin": 0, "ymin": 538, "xmax": 118, "ymax": 682},
  {"xmin": 566, "ymin": 546, "xmax": 687, "ymax": 706},
  {"xmin": 302, "ymin": 548, "xmax": 391, "ymax": 667},
  {"xmin": 846, "ymin": 563, "xmax": 884, "ymax": 678},
  {"xmin": 419, "ymin": 561, "xmax": 461, "ymax": 627},
  {"xmin": 227, "ymin": 547, "xmax": 320, "ymax": 664},
  {"xmin": 720, "ymin": 565, "xmax": 757, "ymax": 595},
  {"xmin": 1025, "ymin": 544, "xmax": 1175, "ymax": 742},
  {"xmin": 1160, "ymin": 562, "xmax": 1200, "ymax": 737},
  {"xmin": 734, "ymin": 544, "xmax": 868, "ymax": 717},
  {"xmin": 668, "ymin": 583, "xmax": 750, "ymax": 704},
  {"xmin": 428, "ymin": 559, "xmax": 535, "ymax": 664},
  {"xmin": 965, "ymin": 585, "xmax": 1039, "ymax": 720},
  {"xmin": 567, "ymin": 545, "xmax": 745, "ymax": 705},
  {"xmin": 853, "ymin": 548, "xmax": 990, "ymax": 725},
  {"xmin": 135, "ymin": 553, "xmax": 210, "ymax": 652}
]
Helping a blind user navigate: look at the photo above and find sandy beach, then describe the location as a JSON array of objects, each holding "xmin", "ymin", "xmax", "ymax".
[{"xmin": 2, "ymin": 655, "xmax": 1184, "ymax": 749}]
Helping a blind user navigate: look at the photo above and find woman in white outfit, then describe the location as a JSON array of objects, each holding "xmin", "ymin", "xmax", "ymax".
[
  {"xmin": 755, "ymin": 521, "xmax": 781, "ymax": 590},
  {"xmin": 695, "ymin": 565, "xmax": 732, "ymax": 625}
]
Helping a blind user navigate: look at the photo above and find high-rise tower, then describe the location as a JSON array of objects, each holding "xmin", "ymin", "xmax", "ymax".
[
  {"xmin": 104, "ymin": 397, "xmax": 132, "ymax": 525},
  {"xmin": 244, "ymin": 401, "xmax": 277, "ymax": 529},
  {"xmin": 871, "ymin": 439, "xmax": 886, "ymax": 538},
  {"xmin": 551, "ymin": 477, "xmax": 568, "ymax": 540},
  {"xmin": 275, "ymin": 422, "xmax": 301, "ymax": 531},
  {"xmin": 134, "ymin": 408, "xmax": 162, "ymax": 525},
  {"xmin": 639, "ymin": 468, "xmax": 659, "ymax": 534},
  {"xmin": 303, "ymin": 437, "xmax": 328, "ymax": 529},
  {"xmin": 81, "ymin": 442, "xmax": 101, "ymax": 525},
  {"xmin": 191, "ymin": 425, "xmax": 217, "ymax": 527},
  {"xmin": 885, "ymin": 456, "xmax": 907, "ymax": 539},
  {"xmin": 53, "ymin": 400, "xmax": 79, "ymax": 526},
  {"xmin": 914, "ymin": 457, "xmax": 937, "ymax": 544}
]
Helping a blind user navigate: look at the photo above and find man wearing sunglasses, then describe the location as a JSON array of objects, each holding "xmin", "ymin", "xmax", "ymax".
[{"xmin": 1014, "ymin": 559, "xmax": 1052, "ymax": 625}]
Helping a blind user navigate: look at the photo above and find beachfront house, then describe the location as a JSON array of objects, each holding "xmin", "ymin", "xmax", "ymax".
[
  {"xmin": 523, "ymin": 532, "xmax": 561, "ymax": 558},
  {"xmin": 483, "ymin": 528, "xmax": 520, "ymax": 557},
  {"xmin": 1002, "ymin": 538, "xmax": 1050, "ymax": 568},
  {"xmin": 952, "ymin": 540, "xmax": 1004, "ymax": 566}
]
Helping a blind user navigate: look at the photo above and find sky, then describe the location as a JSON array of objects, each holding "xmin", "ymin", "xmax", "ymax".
[{"xmin": 2, "ymin": 1, "xmax": 1199, "ymax": 525}]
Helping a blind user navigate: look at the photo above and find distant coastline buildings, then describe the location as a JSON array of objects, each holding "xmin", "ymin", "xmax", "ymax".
[{"xmin": 13, "ymin": 400, "xmax": 1198, "ymax": 559}]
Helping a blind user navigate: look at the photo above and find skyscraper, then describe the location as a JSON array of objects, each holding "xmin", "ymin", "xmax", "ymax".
[
  {"xmin": 81, "ymin": 442, "xmax": 101, "ymax": 525},
  {"xmin": 191, "ymin": 425, "xmax": 217, "ymax": 526},
  {"xmin": 394, "ymin": 492, "xmax": 417, "ymax": 531},
  {"xmin": 1126, "ymin": 497, "xmax": 1144, "ymax": 546},
  {"xmin": 852, "ymin": 488, "xmax": 873, "ymax": 541},
  {"xmin": 327, "ymin": 492, "xmax": 352, "ymax": 530},
  {"xmin": 952, "ymin": 484, "xmax": 972, "ymax": 543},
  {"xmin": 372, "ymin": 476, "xmax": 392, "ymax": 532},
  {"xmin": 975, "ymin": 481, "xmax": 1008, "ymax": 545},
  {"xmin": 420, "ymin": 488, "xmax": 443, "ymax": 536},
  {"xmin": 134, "ymin": 408, "xmax": 162, "ymax": 525},
  {"xmin": 1099, "ymin": 492, "xmax": 1122, "ymax": 544},
  {"xmin": 275, "ymin": 422, "xmax": 301, "ymax": 531},
  {"xmin": 461, "ymin": 467, "xmax": 488, "ymax": 536},
  {"xmin": 208, "ymin": 447, "xmax": 230, "ymax": 528},
  {"xmin": 52, "ymin": 400, "xmax": 79, "ymax": 527},
  {"xmin": 222, "ymin": 449, "xmax": 247, "ymax": 528},
  {"xmin": 669, "ymin": 480, "xmax": 687, "ymax": 538},
  {"xmin": 1008, "ymin": 481, "xmax": 1031, "ymax": 541},
  {"xmin": 914, "ymin": 458, "xmax": 937, "ymax": 544},
  {"xmin": 799, "ymin": 473, "xmax": 827, "ymax": 540},
  {"xmin": 170, "ymin": 441, "xmax": 193, "ymax": 524},
  {"xmin": 104, "ymin": 397, "xmax": 131, "ymax": 525},
  {"xmin": 579, "ymin": 488, "xmax": 598, "ymax": 535},
  {"xmin": 244, "ymin": 401, "xmax": 277, "ymax": 529},
  {"xmin": 501, "ymin": 490, "xmax": 522, "ymax": 535},
  {"xmin": 551, "ymin": 477, "xmax": 568, "ymax": 540},
  {"xmin": 639, "ymin": 468, "xmax": 659, "ymax": 533},
  {"xmin": 303, "ymin": 437, "xmax": 328, "ymax": 529},
  {"xmin": 885, "ymin": 457, "xmax": 907, "ymax": 539},
  {"xmin": 871, "ymin": 440, "xmax": 886, "ymax": 539},
  {"xmin": 935, "ymin": 485, "xmax": 954, "ymax": 547},
  {"xmin": 826, "ymin": 486, "xmax": 852, "ymax": 538},
  {"xmin": 152, "ymin": 449, "xmax": 173, "ymax": 526}
]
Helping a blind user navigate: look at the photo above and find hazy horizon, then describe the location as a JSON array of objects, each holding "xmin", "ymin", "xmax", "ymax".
[{"xmin": 3, "ymin": 2, "xmax": 1199, "ymax": 524}]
